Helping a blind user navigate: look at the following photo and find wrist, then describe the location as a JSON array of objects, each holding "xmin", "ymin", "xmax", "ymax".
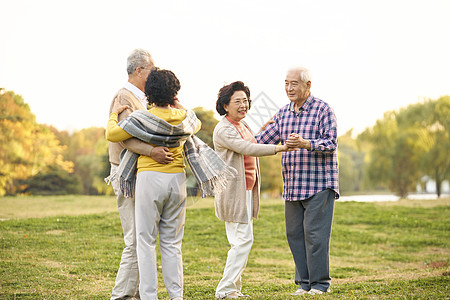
[
  {"xmin": 275, "ymin": 145, "xmax": 280, "ymax": 153},
  {"xmin": 304, "ymin": 140, "xmax": 312, "ymax": 150}
]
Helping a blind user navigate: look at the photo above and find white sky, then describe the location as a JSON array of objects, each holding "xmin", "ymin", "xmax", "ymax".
[{"xmin": 1, "ymin": 0, "xmax": 449, "ymax": 136}]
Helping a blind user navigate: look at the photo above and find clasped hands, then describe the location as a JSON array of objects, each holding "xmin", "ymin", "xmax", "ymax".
[
  {"xmin": 260, "ymin": 119, "xmax": 309, "ymax": 152},
  {"xmin": 276, "ymin": 133, "xmax": 310, "ymax": 153},
  {"xmin": 285, "ymin": 133, "xmax": 311, "ymax": 151}
]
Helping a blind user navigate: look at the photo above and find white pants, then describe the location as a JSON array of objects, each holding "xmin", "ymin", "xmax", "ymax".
[
  {"xmin": 110, "ymin": 164, "xmax": 140, "ymax": 300},
  {"xmin": 135, "ymin": 171, "xmax": 186, "ymax": 300},
  {"xmin": 215, "ymin": 190, "xmax": 253, "ymax": 298}
]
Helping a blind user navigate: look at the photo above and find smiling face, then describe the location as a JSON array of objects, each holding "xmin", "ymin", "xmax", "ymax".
[
  {"xmin": 224, "ymin": 90, "xmax": 249, "ymax": 122},
  {"xmin": 285, "ymin": 69, "xmax": 311, "ymax": 106}
]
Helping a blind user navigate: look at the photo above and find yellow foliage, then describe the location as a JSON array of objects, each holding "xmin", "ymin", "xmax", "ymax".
[{"xmin": 0, "ymin": 91, "xmax": 73, "ymax": 195}]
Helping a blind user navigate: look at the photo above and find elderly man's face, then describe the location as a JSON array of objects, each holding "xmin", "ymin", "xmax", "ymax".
[{"xmin": 285, "ymin": 69, "xmax": 310, "ymax": 104}]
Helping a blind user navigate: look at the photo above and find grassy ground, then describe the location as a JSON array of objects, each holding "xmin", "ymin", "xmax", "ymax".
[{"xmin": 0, "ymin": 196, "xmax": 449, "ymax": 299}]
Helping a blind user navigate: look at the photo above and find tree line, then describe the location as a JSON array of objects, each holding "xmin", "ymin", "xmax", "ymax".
[
  {"xmin": 1, "ymin": 88, "xmax": 448, "ymax": 198},
  {"xmin": 339, "ymin": 95, "xmax": 449, "ymax": 198}
]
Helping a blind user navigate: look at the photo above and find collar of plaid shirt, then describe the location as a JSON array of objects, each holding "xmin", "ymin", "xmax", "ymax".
[{"xmin": 288, "ymin": 93, "xmax": 314, "ymax": 114}]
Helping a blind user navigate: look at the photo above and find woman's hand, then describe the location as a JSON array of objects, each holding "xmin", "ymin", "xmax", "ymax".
[
  {"xmin": 286, "ymin": 133, "xmax": 311, "ymax": 150},
  {"xmin": 275, "ymin": 144, "xmax": 299, "ymax": 153},
  {"xmin": 112, "ymin": 99, "xmax": 130, "ymax": 114}
]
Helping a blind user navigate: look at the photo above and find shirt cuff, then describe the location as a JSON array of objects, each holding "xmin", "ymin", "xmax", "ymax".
[{"xmin": 309, "ymin": 140, "xmax": 315, "ymax": 151}]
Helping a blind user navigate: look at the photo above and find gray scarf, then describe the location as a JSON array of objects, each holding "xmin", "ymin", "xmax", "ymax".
[{"xmin": 105, "ymin": 109, "xmax": 236, "ymax": 198}]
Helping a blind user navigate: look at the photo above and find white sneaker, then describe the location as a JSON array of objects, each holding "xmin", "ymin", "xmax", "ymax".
[
  {"xmin": 308, "ymin": 288, "xmax": 330, "ymax": 295},
  {"xmin": 219, "ymin": 291, "xmax": 240, "ymax": 299},
  {"xmin": 291, "ymin": 288, "xmax": 309, "ymax": 296}
]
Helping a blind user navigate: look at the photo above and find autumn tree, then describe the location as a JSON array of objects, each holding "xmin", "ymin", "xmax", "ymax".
[
  {"xmin": 0, "ymin": 90, "xmax": 73, "ymax": 195},
  {"xmin": 58, "ymin": 127, "xmax": 111, "ymax": 195}
]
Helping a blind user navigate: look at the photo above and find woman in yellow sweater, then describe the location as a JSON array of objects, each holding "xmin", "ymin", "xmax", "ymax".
[{"xmin": 106, "ymin": 68, "xmax": 200, "ymax": 300}]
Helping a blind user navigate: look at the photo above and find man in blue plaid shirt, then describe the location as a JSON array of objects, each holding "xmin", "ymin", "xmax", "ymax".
[{"xmin": 255, "ymin": 67, "xmax": 339, "ymax": 295}]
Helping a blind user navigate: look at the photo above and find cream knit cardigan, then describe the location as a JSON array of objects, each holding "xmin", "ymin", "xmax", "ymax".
[{"xmin": 213, "ymin": 117, "xmax": 277, "ymax": 224}]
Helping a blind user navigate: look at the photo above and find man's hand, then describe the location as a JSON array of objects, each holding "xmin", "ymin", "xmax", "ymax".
[
  {"xmin": 286, "ymin": 133, "xmax": 311, "ymax": 150},
  {"xmin": 258, "ymin": 118, "xmax": 274, "ymax": 133},
  {"xmin": 150, "ymin": 147, "xmax": 174, "ymax": 164},
  {"xmin": 112, "ymin": 98, "xmax": 130, "ymax": 114}
]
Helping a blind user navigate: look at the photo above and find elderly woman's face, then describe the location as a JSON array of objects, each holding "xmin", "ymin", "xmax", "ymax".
[{"xmin": 224, "ymin": 90, "xmax": 249, "ymax": 122}]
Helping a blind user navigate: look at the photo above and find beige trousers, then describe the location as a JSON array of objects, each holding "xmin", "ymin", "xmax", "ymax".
[
  {"xmin": 215, "ymin": 190, "xmax": 253, "ymax": 298},
  {"xmin": 110, "ymin": 164, "xmax": 140, "ymax": 300}
]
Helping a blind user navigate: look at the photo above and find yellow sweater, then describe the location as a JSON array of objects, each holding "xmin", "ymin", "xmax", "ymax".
[{"xmin": 106, "ymin": 107, "xmax": 201, "ymax": 174}]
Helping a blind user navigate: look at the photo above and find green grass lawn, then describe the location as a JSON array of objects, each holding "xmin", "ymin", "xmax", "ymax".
[{"xmin": 0, "ymin": 196, "xmax": 449, "ymax": 299}]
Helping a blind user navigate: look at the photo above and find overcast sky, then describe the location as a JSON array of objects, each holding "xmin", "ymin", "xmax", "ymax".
[{"xmin": 1, "ymin": 0, "xmax": 449, "ymax": 135}]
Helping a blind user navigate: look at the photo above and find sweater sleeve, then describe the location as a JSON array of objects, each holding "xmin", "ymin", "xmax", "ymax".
[
  {"xmin": 214, "ymin": 125, "xmax": 276, "ymax": 157},
  {"xmin": 105, "ymin": 113, "xmax": 133, "ymax": 142}
]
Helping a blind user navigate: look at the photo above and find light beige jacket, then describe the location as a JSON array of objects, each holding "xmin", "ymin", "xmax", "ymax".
[
  {"xmin": 213, "ymin": 117, "xmax": 277, "ymax": 224},
  {"xmin": 108, "ymin": 88, "xmax": 154, "ymax": 165}
]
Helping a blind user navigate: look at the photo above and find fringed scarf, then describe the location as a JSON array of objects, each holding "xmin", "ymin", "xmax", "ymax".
[{"xmin": 105, "ymin": 109, "xmax": 236, "ymax": 198}]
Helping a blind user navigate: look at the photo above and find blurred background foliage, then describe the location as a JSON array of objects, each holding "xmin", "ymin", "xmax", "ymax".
[{"xmin": 1, "ymin": 88, "xmax": 448, "ymax": 198}]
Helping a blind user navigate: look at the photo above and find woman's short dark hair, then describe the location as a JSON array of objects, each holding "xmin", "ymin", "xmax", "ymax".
[
  {"xmin": 145, "ymin": 68, "xmax": 181, "ymax": 106},
  {"xmin": 216, "ymin": 81, "xmax": 251, "ymax": 116}
]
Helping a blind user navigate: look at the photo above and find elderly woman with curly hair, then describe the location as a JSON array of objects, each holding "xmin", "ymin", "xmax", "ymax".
[
  {"xmin": 106, "ymin": 68, "xmax": 201, "ymax": 300},
  {"xmin": 213, "ymin": 81, "xmax": 294, "ymax": 299}
]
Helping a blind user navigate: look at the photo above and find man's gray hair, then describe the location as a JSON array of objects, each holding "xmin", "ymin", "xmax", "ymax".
[
  {"xmin": 127, "ymin": 49, "xmax": 154, "ymax": 75},
  {"xmin": 288, "ymin": 66, "xmax": 312, "ymax": 83}
]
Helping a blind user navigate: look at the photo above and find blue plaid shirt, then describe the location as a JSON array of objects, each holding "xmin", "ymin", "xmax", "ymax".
[{"xmin": 256, "ymin": 94, "xmax": 339, "ymax": 201}]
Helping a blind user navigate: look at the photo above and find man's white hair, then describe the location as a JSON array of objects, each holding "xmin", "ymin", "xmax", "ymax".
[
  {"xmin": 288, "ymin": 66, "xmax": 312, "ymax": 83},
  {"xmin": 126, "ymin": 49, "xmax": 154, "ymax": 75}
]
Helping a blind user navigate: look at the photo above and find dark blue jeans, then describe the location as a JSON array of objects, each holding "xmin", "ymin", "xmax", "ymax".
[{"xmin": 285, "ymin": 189, "xmax": 335, "ymax": 292}]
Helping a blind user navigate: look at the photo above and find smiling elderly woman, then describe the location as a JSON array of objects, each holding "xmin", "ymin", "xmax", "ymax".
[{"xmin": 212, "ymin": 81, "xmax": 292, "ymax": 299}]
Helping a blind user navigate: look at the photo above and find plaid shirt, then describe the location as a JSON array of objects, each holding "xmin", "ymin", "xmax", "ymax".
[{"xmin": 256, "ymin": 94, "xmax": 339, "ymax": 201}]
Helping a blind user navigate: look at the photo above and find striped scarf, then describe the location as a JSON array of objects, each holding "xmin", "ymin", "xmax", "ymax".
[{"xmin": 105, "ymin": 109, "xmax": 237, "ymax": 198}]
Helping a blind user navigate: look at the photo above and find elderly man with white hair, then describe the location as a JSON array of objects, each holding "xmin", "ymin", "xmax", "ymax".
[
  {"xmin": 256, "ymin": 66, "xmax": 339, "ymax": 295},
  {"xmin": 107, "ymin": 49, "xmax": 173, "ymax": 300}
]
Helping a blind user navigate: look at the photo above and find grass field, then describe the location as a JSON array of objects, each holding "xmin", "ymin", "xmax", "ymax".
[{"xmin": 0, "ymin": 195, "xmax": 449, "ymax": 299}]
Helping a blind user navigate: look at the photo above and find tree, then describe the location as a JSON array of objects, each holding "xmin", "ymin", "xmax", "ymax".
[
  {"xmin": 259, "ymin": 154, "xmax": 283, "ymax": 197},
  {"xmin": 338, "ymin": 129, "xmax": 365, "ymax": 194},
  {"xmin": 192, "ymin": 107, "xmax": 218, "ymax": 148},
  {"xmin": 397, "ymin": 96, "xmax": 450, "ymax": 197},
  {"xmin": 0, "ymin": 90, "xmax": 73, "ymax": 196},
  {"xmin": 358, "ymin": 111, "xmax": 423, "ymax": 198},
  {"xmin": 23, "ymin": 165, "xmax": 82, "ymax": 195},
  {"xmin": 59, "ymin": 127, "xmax": 111, "ymax": 195},
  {"xmin": 357, "ymin": 96, "xmax": 450, "ymax": 198}
]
